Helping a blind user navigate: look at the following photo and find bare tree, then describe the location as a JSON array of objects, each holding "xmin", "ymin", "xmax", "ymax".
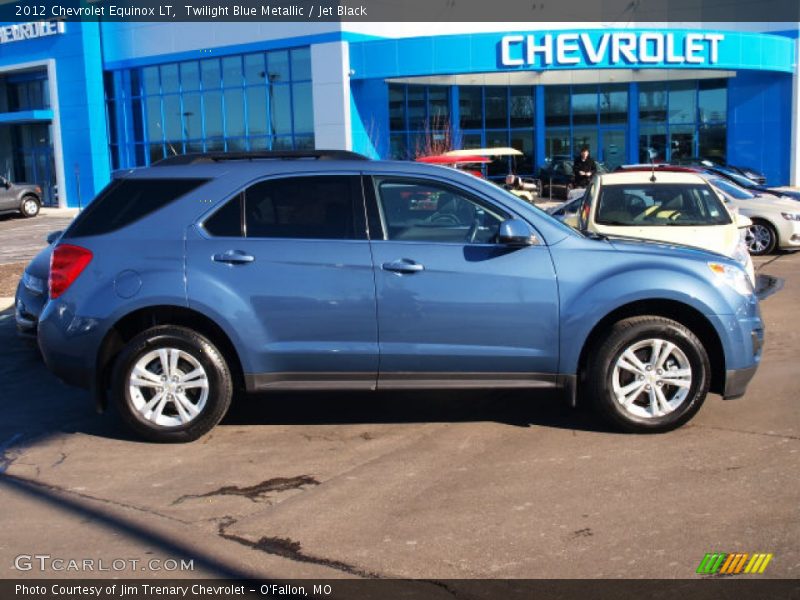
[{"xmin": 413, "ymin": 114, "xmax": 454, "ymax": 159}]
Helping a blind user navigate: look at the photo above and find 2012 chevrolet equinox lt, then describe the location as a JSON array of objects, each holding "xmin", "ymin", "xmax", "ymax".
[{"xmin": 37, "ymin": 151, "xmax": 764, "ymax": 442}]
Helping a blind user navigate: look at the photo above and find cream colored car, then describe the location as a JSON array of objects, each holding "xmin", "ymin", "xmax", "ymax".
[
  {"xmin": 571, "ymin": 170, "xmax": 755, "ymax": 284},
  {"xmin": 707, "ymin": 175, "xmax": 800, "ymax": 256}
]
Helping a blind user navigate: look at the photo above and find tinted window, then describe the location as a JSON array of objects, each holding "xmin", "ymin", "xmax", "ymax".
[
  {"xmin": 595, "ymin": 183, "xmax": 732, "ymax": 227},
  {"xmin": 374, "ymin": 179, "xmax": 506, "ymax": 244},
  {"xmin": 204, "ymin": 195, "xmax": 242, "ymax": 237},
  {"xmin": 244, "ymin": 176, "xmax": 362, "ymax": 240},
  {"xmin": 66, "ymin": 178, "xmax": 208, "ymax": 238},
  {"xmin": 708, "ymin": 178, "xmax": 754, "ymax": 200}
]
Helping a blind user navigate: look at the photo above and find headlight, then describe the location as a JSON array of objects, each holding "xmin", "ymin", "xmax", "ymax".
[
  {"xmin": 21, "ymin": 271, "xmax": 45, "ymax": 295},
  {"xmin": 732, "ymin": 238, "xmax": 750, "ymax": 267},
  {"xmin": 781, "ymin": 212, "xmax": 800, "ymax": 221},
  {"xmin": 708, "ymin": 262, "xmax": 753, "ymax": 296}
]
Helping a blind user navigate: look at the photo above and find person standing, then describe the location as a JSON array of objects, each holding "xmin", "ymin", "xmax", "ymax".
[{"xmin": 573, "ymin": 145, "xmax": 597, "ymax": 188}]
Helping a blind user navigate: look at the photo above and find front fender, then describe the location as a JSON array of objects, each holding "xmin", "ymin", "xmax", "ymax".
[{"xmin": 550, "ymin": 240, "xmax": 748, "ymax": 375}]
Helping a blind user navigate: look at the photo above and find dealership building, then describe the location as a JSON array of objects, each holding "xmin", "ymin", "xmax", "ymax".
[{"xmin": 0, "ymin": 20, "xmax": 798, "ymax": 207}]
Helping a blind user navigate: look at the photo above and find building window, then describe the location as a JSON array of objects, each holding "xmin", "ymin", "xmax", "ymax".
[
  {"xmin": 0, "ymin": 69, "xmax": 50, "ymax": 112},
  {"xmin": 388, "ymin": 84, "xmax": 536, "ymax": 179},
  {"xmin": 105, "ymin": 47, "xmax": 314, "ymax": 169},
  {"xmin": 637, "ymin": 79, "xmax": 727, "ymax": 163},
  {"xmin": 389, "ymin": 84, "xmax": 452, "ymax": 159},
  {"xmin": 544, "ymin": 83, "xmax": 629, "ymax": 171}
]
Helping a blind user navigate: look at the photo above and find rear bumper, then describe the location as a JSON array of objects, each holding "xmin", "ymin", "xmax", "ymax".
[
  {"xmin": 37, "ymin": 299, "xmax": 102, "ymax": 390},
  {"xmin": 723, "ymin": 365, "xmax": 758, "ymax": 400},
  {"xmin": 15, "ymin": 303, "xmax": 37, "ymax": 338},
  {"xmin": 14, "ymin": 281, "xmax": 44, "ymax": 339}
]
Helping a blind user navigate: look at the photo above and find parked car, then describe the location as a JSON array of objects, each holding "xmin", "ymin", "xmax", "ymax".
[
  {"xmin": 0, "ymin": 176, "xmax": 42, "ymax": 218},
  {"xmin": 672, "ymin": 158, "xmax": 767, "ymax": 185},
  {"xmin": 706, "ymin": 175, "xmax": 800, "ymax": 255},
  {"xmin": 671, "ymin": 160, "xmax": 800, "ymax": 202},
  {"xmin": 539, "ymin": 159, "xmax": 609, "ymax": 200},
  {"xmin": 729, "ymin": 165, "xmax": 767, "ymax": 186},
  {"xmin": 15, "ymin": 231, "xmax": 61, "ymax": 339},
  {"xmin": 573, "ymin": 169, "xmax": 755, "ymax": 284},
  {"xmin": 37, "ymin": 150, "xmax": 763, "ymax": 442}
]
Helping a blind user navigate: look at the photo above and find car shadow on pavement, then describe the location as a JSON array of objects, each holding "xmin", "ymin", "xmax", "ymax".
[
  {"xmin": 0, "ymin": 305, "xmax": 618, "ymax": 443},
  {"xmin": 223, "ymin": 388, "xmax": 618, "ymax": 434}
]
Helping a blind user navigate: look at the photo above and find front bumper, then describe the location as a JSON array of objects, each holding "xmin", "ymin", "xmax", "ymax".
[
  {"xmin": 723, "ymin": 365, "xmax": 758, "ymax": 399},
  {"xmin": 777, "ymin": 220, "xmax": 800, "ymax": 248},
  {"xmin": 721, "ymin": 322, "xmax": 763, "ymax": 399}
]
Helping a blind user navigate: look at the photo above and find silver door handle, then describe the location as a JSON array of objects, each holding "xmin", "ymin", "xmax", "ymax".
[
  {"xmin": 213, "ymin": 250, "xmax": 255, "ymax": 264},
  {"xmin": 382, "ymin": 259, "xmax": 424, "ymax": 274}
]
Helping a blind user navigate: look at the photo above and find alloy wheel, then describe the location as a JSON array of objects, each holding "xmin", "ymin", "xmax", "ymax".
[
  {"xmin": 128, "ymin": 347, "xmax": 209, "ymax": 427},
  {"xmin": 611, "ymin": 338, "xmax": 693, "ymax": 419},
  {"xmin": 745, "ymin": 223, "xmax": 772, "ymax": 254}
]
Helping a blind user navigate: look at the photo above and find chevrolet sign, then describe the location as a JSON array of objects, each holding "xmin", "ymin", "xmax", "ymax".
[
  {"xmin": 0, "ymin": 21, "xmax": 65, "ymax": 45},
  {"xmin": 501, "ymin": 32, "xmax": 725, "ymax": 68}
]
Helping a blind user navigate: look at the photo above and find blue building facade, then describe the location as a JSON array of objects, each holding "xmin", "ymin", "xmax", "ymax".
[{"xmin": 0, "ymin": 22, "xmax": 797, "ymax": 207}]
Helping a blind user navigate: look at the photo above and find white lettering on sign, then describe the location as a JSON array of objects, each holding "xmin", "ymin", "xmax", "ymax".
[
  {"xmin": 500, "ymin": 32, "xmax": 725, "ymax": 67},
  {"xmin": 0, "ymin": 21, "xmax": 65, "ymax": 45}
]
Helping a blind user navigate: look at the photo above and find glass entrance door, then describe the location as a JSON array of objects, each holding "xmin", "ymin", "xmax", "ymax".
[
  {"xmin": 599, "ymin": 128, "xmax": 627, "ymax": 171},
  {"xmin": 8, "ymin": 122, "xmax": 57, "ymax": 206}
]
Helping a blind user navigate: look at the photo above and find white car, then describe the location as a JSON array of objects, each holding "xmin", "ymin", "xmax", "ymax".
[
  {"xmin": 568, "ymin": 170, "xmax": 755, "ymax": 284},
  {"xmin": 706, "ymin": 175, "xmax": 800, "ymax": 256}
]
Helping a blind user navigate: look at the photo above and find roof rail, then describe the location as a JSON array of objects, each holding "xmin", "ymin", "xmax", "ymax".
[{"xmin": 153, "ymin": 150, "xmax": 369, "ymax": 167}]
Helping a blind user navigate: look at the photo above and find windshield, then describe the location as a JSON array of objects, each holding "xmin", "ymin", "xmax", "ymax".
[
  {"xmin": 715, "ymin": 167, "xmax": 758, "ymax": 189},
  {"xmin": 708, "ymin": 177, "xmax": 755, "ymax": 200},
  {"xmin": 595, "ymin": 183, "xmax": 732, "ymax": 227}
]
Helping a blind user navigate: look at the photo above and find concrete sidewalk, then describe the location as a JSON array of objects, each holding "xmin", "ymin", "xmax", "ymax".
[{"xmin": 39, "ymin": 207, "xmax": 80, "ymax": 218}]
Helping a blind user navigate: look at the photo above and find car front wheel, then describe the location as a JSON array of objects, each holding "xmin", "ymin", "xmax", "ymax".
[
  {"xmin": 745, "ymin": 220, "xmax": 777, "ymax": 256},
  {"xmin": 112, "ymin": 326, "xmax": 233, "ymax": 442},
  {"xmin": 587, "ymin": 316, "xmax": 710, "ymax": 433},
  {"xmin": 20, "ymin": 195, "xmax": 40, "ymax": 218}
]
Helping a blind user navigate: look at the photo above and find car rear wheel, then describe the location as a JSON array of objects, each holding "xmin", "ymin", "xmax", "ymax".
[
  {"xmin": 20, "ymin": 195, "xmax": 40, "ymax": 218},
  {"xmin": 112, "ymin": 326, "xmax": 232, "ymax": 442},
  {"xmin": 587, "ymin": 316, "xmax": 710, "ymax": 433},
  {"xmin": 745, "ymin": 220, "xmax": 777, "ymax": 256}
]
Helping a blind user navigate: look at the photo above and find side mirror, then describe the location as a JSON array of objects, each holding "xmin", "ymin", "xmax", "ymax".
[
  {"xmin": 46, "ymin": 230, "xmax": 63, "ymax": 245},
  {"xmin": 0, "ymin": 177, "xmax": 8, "ymax": 188},
  {"xmin": 498, "ymin": 219, "xmax": 539, "ymax": 247}
]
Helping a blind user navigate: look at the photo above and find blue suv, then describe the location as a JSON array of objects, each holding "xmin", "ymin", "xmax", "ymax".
[{"xmin": 37, "ymin": 151, "xmax": 764, "ymax": 442}]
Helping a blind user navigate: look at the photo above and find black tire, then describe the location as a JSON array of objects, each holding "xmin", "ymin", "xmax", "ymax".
[
  {"xmin": 19, "ymin": 195, "xmax": 40, "ymax": 218},
  {"xmin": 746, "ymin": 219, "xmax": 777, "ymax": 256},
  {"xmin": 111, "ymin": 326, "xmax": 233, "ymax": 443},
  {"xmin": 587, "ymin": 316, "xmax": 710, "ymax": 433}
]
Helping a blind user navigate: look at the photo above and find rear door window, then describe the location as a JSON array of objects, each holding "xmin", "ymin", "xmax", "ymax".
[
  {"xmin": 66, "ymin": 178, "xmax": 208, "ymax": 238},
  {"xmin": 242, "ymin": 175, "xmax": 364, "ymax": 240},
  {"xmin": 203, "ymin": 194, "xmax": 242, "ymax": 237}
]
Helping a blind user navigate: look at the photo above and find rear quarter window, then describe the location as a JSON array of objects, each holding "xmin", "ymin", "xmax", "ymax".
[{"xmin": 65, "ymin": 178, "xmax": 208, "ymax": 238}]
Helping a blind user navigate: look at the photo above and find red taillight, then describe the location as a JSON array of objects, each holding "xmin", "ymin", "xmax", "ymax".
[{"xmin": 49, "ymin": 244, "xmax": 93, "ymax": 299}]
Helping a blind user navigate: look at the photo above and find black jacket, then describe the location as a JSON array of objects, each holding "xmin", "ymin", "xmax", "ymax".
[{"xmin": 573, "ymin": 156, "xmax": 597, "ymax": 187}]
